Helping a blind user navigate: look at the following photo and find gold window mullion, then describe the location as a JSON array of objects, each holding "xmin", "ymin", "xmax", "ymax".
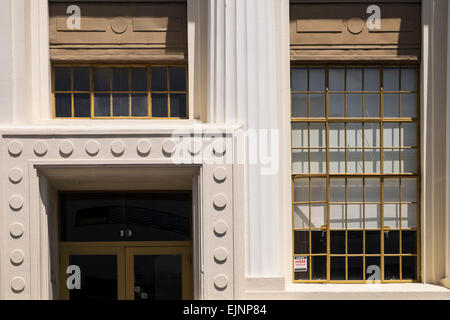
[
  {"xmin": 90, "ymin": 66, "xmax": 94, "ymax": 118},
  {"xmin": 325, "ymin": 65, "xmax": 331, "ymax": 282},
  {"xmin": 380, "ymin": 65, "xmax": 385, "ymax": 282},
  {"xmin": 148, "ymin": 66, "xmax": 152, "ymax": 118},
  {"xmin": 129, "ymin": 67, "xmax": 132, "ymax": 118},
  {"xmin": 71, "ymin": 67, "xmax": 74, "ymax": 118},
  {"xmin": 167, "ymin": 67, "xmax": 171, "ymax": 118},
  {"xmin": 110, "ymin": 67, "xmax": 113, "ymax": 118}
]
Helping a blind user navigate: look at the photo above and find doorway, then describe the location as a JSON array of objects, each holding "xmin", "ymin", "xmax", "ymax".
[{"xmin": 58, "ymin": 192, "xmax": 193, "ymax": 300}]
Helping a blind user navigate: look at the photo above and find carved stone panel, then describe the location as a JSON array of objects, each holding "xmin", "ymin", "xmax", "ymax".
[
  {"xmin": 49, "ymin": 2, "xmax": 187, "ymax": 62},
  {"xmin": 290, "ymin": 2, "xmax": 421, "ymax": 60}
]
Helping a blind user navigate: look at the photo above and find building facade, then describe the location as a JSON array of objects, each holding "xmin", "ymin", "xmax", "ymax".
[{"xmin": 0, "ymin": 0, "xmax": 449, "ymax": 300}]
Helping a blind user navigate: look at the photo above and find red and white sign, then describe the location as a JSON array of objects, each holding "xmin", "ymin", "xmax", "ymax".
[{"xmin": 294, "ymin": 256, "xmax": 307, "ymax": 272}]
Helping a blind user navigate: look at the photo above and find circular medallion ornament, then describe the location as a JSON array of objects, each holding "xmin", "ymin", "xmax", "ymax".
[
  {"xmin": 59, "ymin": 140, "xmax": 74, "ymax": 157},
  {"xmin": 213, "ymin": 167, "xmax": 227, "ymax": 183},
  {"xmin": 213, "ymin": 220, "xmax": 228, "ymax": 237},
  {"xmin": 189, "ymin": 140, "xmax": 202, "ymax": 156},
  {"xmin": 137, "ymin": 139, "xmax": 152, "ymax": 156},
  {"xmin": 8, "ymin": 141, "xmax": 23, "ymax": 157},
  {"xmin": 347, "ymin": 17, "xmax": 365, "ymax": 34},
  {"xmin": 9, "ymin": 168, "xmax": 23, "ymax": 184},
  {"xmin": 162, "ymin": 139, "xmax": 177, "ymax": 155},
  {"xmin": 10, "ymin": 249, "xmax": 24, "ymax": 265},
  {"xmin": 10, "ymin": 223, "xmax": 24, "ymax": 238},
  {"xmin": 86, "ymin": 140, "xmax": 100, "ymax": 156},
  {"xmin": 111, "ymin": 140, "xmax": 125, "ymax": 156},
  {"xmin": 214, "ymin": 247, "xmax": 228, "ymax": 263},
  {"xmin": 213, "ymin": 194, "xmax": 227, "ymax": 210},
  {"xmin": 9, "ymin": 195, "xmax": 24, "ymax": 211},
  {"xmin": 213, "ymin": 139, "xmax": 226, "ymax": 156},
  {"xmin": 11, "ymin": 277, "xmax": 25, "ymax": 293},
  {"xmin": 34, "ymin": 141, "xmax": 48, "ymax": 157},
  {"xmin": 214, "ymin": 274, "xmax": 228, "ymax": 291},
  {"xmin": 111, "ymin": 17, "xmax": 128, "ymax": 34}
]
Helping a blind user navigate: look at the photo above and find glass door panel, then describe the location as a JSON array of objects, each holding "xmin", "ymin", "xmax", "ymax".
[
  {"xmin": 59, "ymin": 246, "xmax": 126, "ymax": 300},
  {"xmin": 125, "ymin": 247, "xmax": 192, "ymax": 300}
]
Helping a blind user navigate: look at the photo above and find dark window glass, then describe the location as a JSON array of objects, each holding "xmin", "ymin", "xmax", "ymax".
[
  {"xmin": 364, "ymin": 94, "xmax": 380, "ymax": 117},
  {"xmin": 311, "ymin": 256, "xmax": 326, "ymax": 280},
  {"xmin": 170, "ymin": 93, "xmax": 187, "ymax": 118},
  {"xmin": 347, "ymin": 94, "xmax": 362, "ymax": 117},
  {"xmin": 151, "ymin": 67, "xmax": 168, "ymax": 91},
  {"xmin": 55, "ymin": 67, "xmax": 71, "ymax": 91},
  {"xmin": 74, "ymin": 93, "xmax": 91, "ymax": 117},
  {"xmin": 292, "ymin": 94, "xmax": 307, "ymax": 117},
  {"xmin": 401, "ymin": 230, "xmax": 417, "ymax": 254},
  {"xmin": 309, "ymin": 67, "xmax": 325, "ymax": 91},
  {"xmin": 311, "ymin": 230, "xmax": 326, "ymax": 254},
  {"xmin": 310, "ymin": 94, "xmax": 325, "ymax": 117},
  {"xmin": 291, "ymin": 68, "xmax": 307, "ymax": 91},
  {"xmin": 383, "ymin": 93, "xmax": 399, "ymax": 117},
  {"xmin": 112, "ymin": 67, "xmax": 129, "ymax": 91},
  {"xmin": 330, "ymin": 231, "xmax": 345, "ymax": 254},
  {"xmin": 113, "ymin": 93, "xmax": 129, "ymax": 117},
  {"xmin": 365, "ymin": 256, "xmax": 381, "ymax": 281},
  {"xmin": 73, "ymin": 67, "xmax": 90, "ymax": 91},
  {"xmin": 61, "ymin": 193, "xmax": 191, "ymax": 242},
  {"xmin": 402, "ymin": 256, "xmax": 417, "ymax": 280},
  {"xmin": 346, "ymin": 68, "xmax": 362, "ymax": 91},
  {"xmin": 151, "ymin": 93, "xmax": 168, "ymax": 117},
  {"xmin": 384, "ymin": 256, "xmax": 400, "ymax": 280},
  {"xmin": 329, "ymin": 68, "xmax": 345, "ymax": 91},
  {"xmin": 131, "ymin": 68, "xmax": 148, "ymax": 91},
  {"xmin": 330, "ymin": 256, "xmax": 346, "ymax": 280},
  {"xmin": 294, "ymin": 231, "xmax": 309, "ymax": 254},
  {"xmin": 93, "ymin": 68, "xmax": 110, "ymax": 91},
  {"xmin": 348, "ymin": 256, "xmax": 363, "ymax": 280},
  {"xmin": 365, "ymin": 231, "xmax": 381, "ymax": 254},
  {"xmin": 329, "ymin": 94, "xmax": 345, "ymax": 117},
  {"xmin": 69, "ymin": 255, "xmax": 118, "ymax": 300},
  {"xmin": 383, "ymin": 67, "xmax": 399, "ymax": 91},
  {"xmin": 134, "ymin": 255, "xmax": 182, "ymax": 300},
  {"xmin": 131, "ymin": 94, "xmax": 148, "ymax": 117},
  {"xmin": 348, "ymin": 231, "xmax": 363, "ymax": 254},
  {"xmin": 94, "ymin": 93, "xmax": 110, "ymax": 117},
  {"xmin": 169, "ymin": 67, "xmax": 186, "ymax": 91},
  {"xmin": 384, "ymin": 230, "xmax": 400, "ymax": 254},
  {"xmin": 55, "ymin": 93, "xmax": 72, "ymax": 117},
  {"xmin": 123, "ymin": 193, "xmax": 191, "ymax": 241}
]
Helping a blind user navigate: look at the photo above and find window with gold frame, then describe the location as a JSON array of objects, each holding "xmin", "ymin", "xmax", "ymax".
[
  {"xmin": 52, "ymin": 64, "xmax": 188, "ymax": 119},
  {"xmin": 291, "ymin": 65, "xmax": 420, "ymax": 283}
]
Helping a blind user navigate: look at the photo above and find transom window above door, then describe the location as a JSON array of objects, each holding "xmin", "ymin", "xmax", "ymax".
[{"xmin": 52, "ymin": 65, "xmax": 188, "ymax": 119}]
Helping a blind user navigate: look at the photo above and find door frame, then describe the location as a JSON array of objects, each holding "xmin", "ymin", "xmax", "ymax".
[{"xmin": 59, "ymin": 241, "xmax": 193, "ymax": 300}]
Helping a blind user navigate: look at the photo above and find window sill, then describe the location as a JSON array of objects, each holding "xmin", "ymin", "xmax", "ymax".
[{"xmin": 245, "ymin": 280, "xmax": 450, "ymax": 299}]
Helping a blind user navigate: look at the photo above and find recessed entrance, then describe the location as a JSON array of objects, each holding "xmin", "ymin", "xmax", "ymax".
[{"xmin": 58, "ymin": 192, "xmax": 193, "ymax": 300}]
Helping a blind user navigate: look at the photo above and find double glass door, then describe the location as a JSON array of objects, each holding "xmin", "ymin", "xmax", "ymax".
[
  {"xmin": 60, "ymin": 243, "xmax": 192, "ymax": 300},
  {"xmin": 58, "ymin": 192, "xmax": 193, "ymax": 300}
]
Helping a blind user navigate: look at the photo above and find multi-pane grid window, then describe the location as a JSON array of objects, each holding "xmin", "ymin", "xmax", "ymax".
[
  {"xmin": 291, "ymin": 65, "xmax": 420, "ymax": 282},
  {"xmin": 52, "ymin": 65, "xmax": 188, "ymax": 119}
]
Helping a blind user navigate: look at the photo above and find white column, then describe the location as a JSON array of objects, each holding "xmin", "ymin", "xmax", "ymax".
[
  {"xmin": 0, "ymin": 0, "xmax": 13, "ymax": 124},
  {"xmin": 207, "ymin": 0, "xmax": 280, "ymax": 277}
]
